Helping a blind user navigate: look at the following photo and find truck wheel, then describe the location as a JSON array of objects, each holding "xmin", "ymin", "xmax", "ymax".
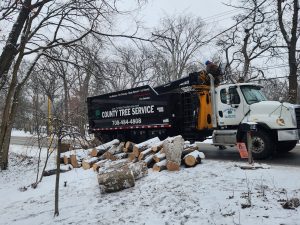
[
  {"xmin": 247, "ymin": 130, "xmax": 274, "ymax": 159},
  {"xmin": 277, "ymin": 141, "xmax": 297, "ymax": 153}
]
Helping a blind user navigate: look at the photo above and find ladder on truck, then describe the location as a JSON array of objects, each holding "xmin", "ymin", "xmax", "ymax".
[{"xmin": 183, "ymin": 92, "xmax": 198, "ymax": 140}]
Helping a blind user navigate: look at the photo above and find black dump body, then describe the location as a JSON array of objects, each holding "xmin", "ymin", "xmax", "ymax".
[
  {"xmin": 87, "ymin": 72, "xmax": 214, "ymax": 143},
  {"xmin": 87, "ymin": 85, "xmax": 184, "ymax": 142}
]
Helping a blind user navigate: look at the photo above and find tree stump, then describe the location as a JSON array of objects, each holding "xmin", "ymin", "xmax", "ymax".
[{"xmin": 163, "ymin": 135, "xmax": 184, "ymax": 171}]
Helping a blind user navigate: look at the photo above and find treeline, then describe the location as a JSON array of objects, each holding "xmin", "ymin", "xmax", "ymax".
[{"xmin": 0, "ymin": 0, "xmax": 299, "ymax": 170}]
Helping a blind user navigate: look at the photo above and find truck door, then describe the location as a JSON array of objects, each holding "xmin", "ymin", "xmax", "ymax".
[{"xmin": 216, "ymin": 86, "xmax": 245, "ymax": 126}]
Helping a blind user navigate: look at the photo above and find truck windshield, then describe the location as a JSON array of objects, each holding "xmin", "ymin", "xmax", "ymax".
[{"xmin": 240, "ymin": 85, "xmax": 267, "ymax": 104}]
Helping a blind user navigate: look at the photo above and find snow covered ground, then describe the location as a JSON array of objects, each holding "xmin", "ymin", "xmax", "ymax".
[{"xmin": 1, "ymin": 145, "xmax": 300, "ymax": 225}]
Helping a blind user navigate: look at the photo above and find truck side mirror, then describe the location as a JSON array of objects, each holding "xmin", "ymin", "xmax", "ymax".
[{"xmin": 229, "ymin": 87, "xmax": 240, "ymax": 106}]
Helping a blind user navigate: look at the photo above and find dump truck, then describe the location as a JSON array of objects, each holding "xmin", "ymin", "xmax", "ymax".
[{"xmin": 87, "ymin": 70, "xmax": 300, "ymax": 159}]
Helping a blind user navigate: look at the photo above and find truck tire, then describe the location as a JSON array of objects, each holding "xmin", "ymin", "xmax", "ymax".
[
  {"xmin": 247, "ymin": 130, "xmax": 274, "ymax": 159},
  {"xmin": 277, "ymin": 141, "xmax": 297, "ymax": 153}
]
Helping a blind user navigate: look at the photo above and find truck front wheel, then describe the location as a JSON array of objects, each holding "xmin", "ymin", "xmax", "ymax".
[
  {"xmin": 248, "ymin": 130, "xmax": 274, "ymax": 159},
  {"xmin": 277, "ymin": 141, "xmax": 297, "ymax": 153}
]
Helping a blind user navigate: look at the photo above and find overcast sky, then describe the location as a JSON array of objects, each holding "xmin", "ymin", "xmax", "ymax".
[
  {"xmin": 113, "ymin": 0, "xmax": 238, "ymax": 63},
  {"xmin": 139, "ymin": 0, "xmax": 237, "ymax": 29}
]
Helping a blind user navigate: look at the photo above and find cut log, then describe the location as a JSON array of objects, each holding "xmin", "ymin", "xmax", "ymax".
[
  {"xmin": 90, "ymin": 139, "xmax": 120, "ymax": 157},
  {"xmin": 183, "ymin": 150, "xmax": 205, "ymax": 167},
  {"xmin": 133, "ymin": 137, "xmax": 160, "ymax": 157},
  {"xmin": 97, "ymin": 167, "xmax": 135, "ymax": 193},
  {"xmin": 42, "ymin": 168, "xmax": 71, "ymax": 177},
  {"xmin": 138, "ymin": 147, "xmax": 152, "ymax": 161},
  {"xmin": 98, "ymin": 159, "xmax": 130, "ymax": 174},
  {"xmin": 181, "ymin": 146, "xmax": 199, "ymax": 158},
  {"xmin": 114, "ymin": 153, "xmax": 128, "ymax": 160},
  {"xmin": 163, "ymin": 135, "xmax": 184, "ymax": 171},
  {"xmin": 153, "ymin": 159, "xmax": 167, "ymax": 172},
  {"xmin": 127, "ymin": 162, "xmax": 148, "ymax": 180},
  {"xmin": 107, "ymin": 142, "xmax": 124, "ymax": 155},
  {"xmin": 63, "ymin": 155, "xmax": 69, "ymax": 165},
  {"xmin": 70, "ymin": 154, "xmax": 79, "ymax": 168},
  {"xmin": 82, "ymin": 157, "xmax": 99, "ymax": 170},
  {"xmin": 151, "ymin": 141, "xmax": 164, "ymax": 152},
  {"xmin": 153, "ymin": 152, "xmax": 166, "ymax": 163},
  {"xmin": 128, "ymin": 152, "xmax": 137, "ymax": 161},
  {"xmin": 124, "ymin": 141, "xmax": 135, "ymax": 153},
  {"xmin": 92, "ymin": 159, "xmax": 109, "ymax": 172},
  {"xmin": 102, "ymin": 151, "xmax": 117, "ymax": 161},
  {"xmin": 143, "ymin": 154, "xmax": 154, "ymax": 167}
]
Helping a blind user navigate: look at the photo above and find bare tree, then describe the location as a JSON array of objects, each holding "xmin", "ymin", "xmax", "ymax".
[
  {"xmin": 217, "ymin": 0, "xmax": 278, "ymax": 82},
  {"xmin": 277, "ymin": 0, "xmax": 299, "ymax": 103},
  {"xmin": 0, "ymin": 0, "xmax": 146, "ymax": 170},
  {"xmin": 152, "ymin": 15, "xmax": 208, "ymax": 82}
]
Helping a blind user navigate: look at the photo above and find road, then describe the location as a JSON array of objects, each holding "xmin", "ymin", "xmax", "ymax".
[
  {"xmin": 196, "ymin": 142, "xmax": 300, "ymax": 167},
  {"xmin": 11, "ymin": 136, "xmax": 50, "ymax": 147},
  {"xmin": 11, "ymin": 136, "xmax": 300, "ymax": 166}
]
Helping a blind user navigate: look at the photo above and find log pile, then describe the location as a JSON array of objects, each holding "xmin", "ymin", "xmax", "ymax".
[{"xmin": 60, "ymin": 136, "xmax": 205, "ymax": 193}]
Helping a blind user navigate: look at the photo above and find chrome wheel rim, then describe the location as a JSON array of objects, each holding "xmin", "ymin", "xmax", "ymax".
[{"xmin": 251, "ymin": 136, "xmax": 265, "ymax": 154}]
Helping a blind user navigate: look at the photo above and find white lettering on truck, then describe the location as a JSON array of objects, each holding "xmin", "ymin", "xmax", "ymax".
[
  {"xmin": 131, "ymin": 105, "xmax": 154, "ymax": 115},
  {"xmin": 102, "ymin": 110, "xmax": 118, "ymax": 118},
  {"xmin": 102, "ymin": 105, "xmax": 155, "ymax": 118}
]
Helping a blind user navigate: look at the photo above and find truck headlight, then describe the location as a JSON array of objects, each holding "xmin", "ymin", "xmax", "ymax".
[{"xmin": 276, "ymin": 118, "xmax": 285, "ymax": 126}]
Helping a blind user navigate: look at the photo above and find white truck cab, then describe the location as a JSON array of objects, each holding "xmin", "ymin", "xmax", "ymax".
[{"xmin": 212, "ymin": 83, "xmax": 300, "ymax": 159}]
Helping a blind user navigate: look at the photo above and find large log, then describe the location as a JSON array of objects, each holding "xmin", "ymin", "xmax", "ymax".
[
  {"xmin": 82, "ymin": 157, "xmax": 99, "ymax": 170},
  {"xmin": 163, "ymin": 135, "xmax": 184, "ymax": 171},
  {"xmin": 183, "ymin": 150, "xmax": 205, "ymax": 167},
  {"xmin": 90, "ymin": 139, "xmax": 120, "ymax": 157},
  {"xmin": 98, "ymin": 159, "xmax": 130, "ymax": 174},
  {"xmin": 133, "ymin": 137, "xmax": 160, "ymax": 157},
  {"xmin": 97, "ymin": 167, "xmax": 135, "ymax": 193},
  {"xmin": 127, "ymin": 162, "xmax": 148, "ymax": 180},
  {"xmin": 153, "ymin": 159, "xmax": 167, "ymax": 172}
]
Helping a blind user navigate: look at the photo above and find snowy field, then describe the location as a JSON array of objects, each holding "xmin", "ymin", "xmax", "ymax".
[{"xmin": 1, "ymin": 144, "xmax": 300, "ymax": 225}]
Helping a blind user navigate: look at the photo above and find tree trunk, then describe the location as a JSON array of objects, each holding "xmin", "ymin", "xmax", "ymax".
[
  {"xmin": 63, "ymin": 79, "xmax": 69, "ymax": 124},
  {"xmin": 0, "ymin": 0, "xmax": 31, "ymax": 87},
  {"xmin": 54, "ymin": 137, "xmax": 62, "ymax": 216},
  {"xmin": 288, "ymin": 48, "xmax": 298, "ymax": 103}
]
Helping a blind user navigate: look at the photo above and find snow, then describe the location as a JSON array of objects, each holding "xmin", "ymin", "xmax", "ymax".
[
  {"xmin": 11, "ymin": 129, "xmax": 34, "ymax": 137},
  {"xmin": 1, "ymin": 145, "xmax": 300, "ymax": 225}
]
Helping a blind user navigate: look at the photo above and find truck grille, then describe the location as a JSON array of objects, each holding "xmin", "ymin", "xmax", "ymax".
[{"xmin": 295, "ymin": 107, "xmax": 300, "ymax": 128}]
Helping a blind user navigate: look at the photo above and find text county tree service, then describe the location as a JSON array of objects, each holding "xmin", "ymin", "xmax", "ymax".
[{"xmin": 102, "ymin": 105, "xmax": 155, "ymax": 118}]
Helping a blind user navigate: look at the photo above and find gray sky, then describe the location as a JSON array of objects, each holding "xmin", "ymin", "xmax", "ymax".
[{"xmin": 139, "ymin": 0, "xmax": 236, "ymax": 29}]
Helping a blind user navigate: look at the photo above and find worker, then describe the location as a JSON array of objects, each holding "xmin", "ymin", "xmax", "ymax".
[{"xmin": 205, "ymin": 60, "xmax": 222, "ymax": 85}]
